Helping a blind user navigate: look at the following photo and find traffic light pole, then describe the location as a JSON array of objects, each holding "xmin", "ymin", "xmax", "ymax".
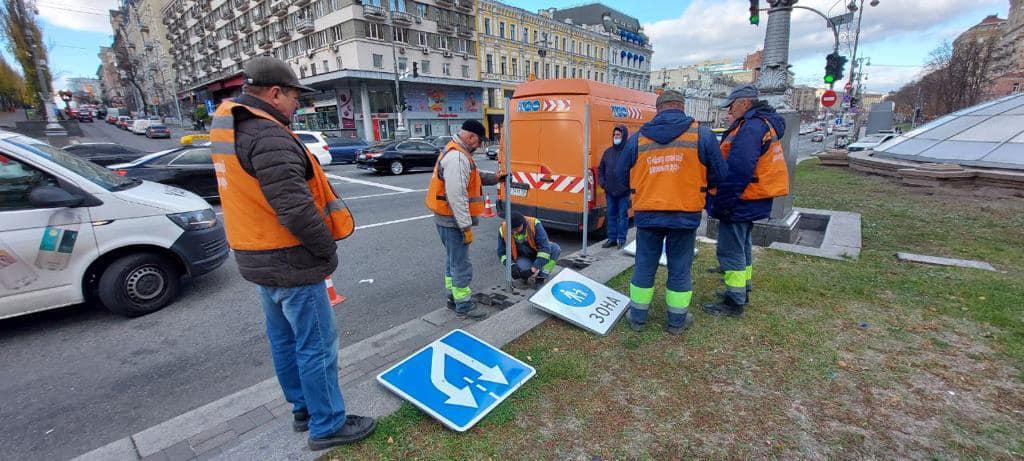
[{"xmin": 388, "ymin": 12, "xmax": 408, "ymax": 140}]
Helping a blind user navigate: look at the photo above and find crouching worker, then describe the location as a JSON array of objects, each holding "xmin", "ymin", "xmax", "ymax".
[{"xmin": 498, "ymin": 212, "xmax": 561, "ymax": 285}]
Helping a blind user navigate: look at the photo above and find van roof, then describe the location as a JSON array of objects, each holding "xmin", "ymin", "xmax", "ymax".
[{"xmin": 512, "ymin": 79, "xmax": 657, "ymax": 105}]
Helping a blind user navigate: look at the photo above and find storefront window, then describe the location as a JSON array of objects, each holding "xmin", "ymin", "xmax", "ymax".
[{"xmin": 295, "ymin": 105, "xmax": 340, "ymax": 131}]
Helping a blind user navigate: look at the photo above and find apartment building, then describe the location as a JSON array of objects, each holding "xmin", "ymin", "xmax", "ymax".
[
  {"xmin": 476, "ymin": 0, "xmax": 609, "ymax": 138},
  {"xmin": 97, "ymin": 47, "xmax": 126, "ymax": 107},
  {"xmin": 549, "ymin": 3, "xmax": 652, "ymax": 92},
  {"xmin": 110, "ymin": 0, "xmax": 178, "ymax": 117},
  {"xmin": 162, "ymin": 0, "xmax": 488, "ymax": 141}
]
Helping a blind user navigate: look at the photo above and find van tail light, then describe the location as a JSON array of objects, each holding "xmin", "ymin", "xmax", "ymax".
[
  {"xmin": 114, "ymin": 169, "xmax": 128, "ymax": 176},
  {"xmin": 586, "ymin": 168, "xmax": 596, "ymax": 209}
]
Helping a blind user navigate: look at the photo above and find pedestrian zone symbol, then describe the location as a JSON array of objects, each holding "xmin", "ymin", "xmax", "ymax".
[
  {"xmin": 377, "ymin": 329, "xmax": 535, "ymax": 432},
  {"xmin": 530, "ymin": 269, "xmax": 630, "ymax": 336}
]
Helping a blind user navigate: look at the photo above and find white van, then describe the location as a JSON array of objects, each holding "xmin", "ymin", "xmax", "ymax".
[
  {"xmin": 0, "ymin": 131, "xmax": 229, "ymax": 319},
  {"xmin": 130, "ymin": 119, "xmax": 152, "ymax": 135}
]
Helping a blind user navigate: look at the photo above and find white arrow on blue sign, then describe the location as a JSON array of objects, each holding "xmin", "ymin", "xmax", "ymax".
[
  {"xmin": 529, "ymin": 268, "xmax": 630, "ymax": 335},
  {"xmin": 376, "ymin": 329, "xmax": 535, "ymax": 432}
]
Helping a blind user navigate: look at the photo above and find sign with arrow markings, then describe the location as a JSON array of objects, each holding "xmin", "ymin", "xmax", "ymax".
[{"xmin": 377, "ymin": 329, "xmax": 535, "ymax": 432}]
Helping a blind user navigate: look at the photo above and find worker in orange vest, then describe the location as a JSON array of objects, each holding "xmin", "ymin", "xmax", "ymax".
[
  {"xmin": 425, "ymin": 120, "xmax": 502, "ymax": 319},
  {"xmin": 497, "ymin": 212, "xmax": 562, "ymax": 285},
  {"xmin": 210, "ymin": 57, "xmax": 375, "ymax": 450},
  {"xmin": 705, "ymin": 85, "xmax": 789, "ymax": 317}
]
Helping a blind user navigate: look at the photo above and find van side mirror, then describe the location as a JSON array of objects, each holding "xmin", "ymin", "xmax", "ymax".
[{"xmin": 29, "ymin": 186, "xmax": 84, "ymax": 208}]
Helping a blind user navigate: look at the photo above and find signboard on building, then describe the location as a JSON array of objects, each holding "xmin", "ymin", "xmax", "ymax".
[
  {"xmin": 405, "ymin": 88, "xmax": 482, "ymax": 114},
  {"xmin": 337, "ymin": 89, "xmax": 355, "ymax": 129}
]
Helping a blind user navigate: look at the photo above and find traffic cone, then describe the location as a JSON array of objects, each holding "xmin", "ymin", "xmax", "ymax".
[
  {"xmin": 482, "ymin": 195, "xmax": 497, "ymax": 218},
  {"xmin": 324, "ymin": 276, "xmax": 346, "ymax": 306}
]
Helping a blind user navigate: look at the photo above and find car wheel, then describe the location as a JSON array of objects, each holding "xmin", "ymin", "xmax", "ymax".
[
  {"xmin": 98, "ymin": 253, "xmax": 181, "ymax": 317},
  {"xmin": 389, "ymin": 160, "xmax": 405, "ymax": 175}
]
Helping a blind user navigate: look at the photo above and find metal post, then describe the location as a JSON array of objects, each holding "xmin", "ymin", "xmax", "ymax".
[
  {"xmin": 502, "ymin": 98, "xmax": 513, "ymax": 290},
  {"xmin": 388, "ymin": 13, "xmax": 407, "ymax": 140},
  {"xmin": 581, "ymin": 104, "xmax": 591, "ymax": 256}
]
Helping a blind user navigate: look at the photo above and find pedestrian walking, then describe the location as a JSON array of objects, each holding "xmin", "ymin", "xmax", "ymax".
[
  {"xmin": 497, "ymin": 212, "xmax": 562, "ymax": 286},
  {"xmin": 426, "ymin": 120, "xmax": 502, "ymax": 319},
  {"xmin": 210, "ymin": 56, "xmax": 376, "ymax": 450},
  {"xmin": 704, "ymin": 85, "xmax": 789, "ymax": 317},
  {"xmin": 616, "ymin": 90, "xmax": 728, "ymax": 335},
  {"xmin": 598, "ymin": 124, "xmax": 631, "ymax": 249}
]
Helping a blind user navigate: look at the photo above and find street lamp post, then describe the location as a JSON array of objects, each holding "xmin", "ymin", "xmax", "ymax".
[
  {"xmin": 845, "ymin": 0, "xmax": 880, "ymax": 139},
  {"xmin": 388, "ymin": 11, "xmax": 408, "ymax": 140}
]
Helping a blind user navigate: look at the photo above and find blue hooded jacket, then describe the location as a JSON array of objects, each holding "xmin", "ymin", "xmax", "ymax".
[
  {"xmin": 598, "ymin": 124, "xmax": 630, "ymax": 198},
  {"xmin": 707, "ymin": 101, "xmax": 786, "ymax": 223},
  {"xmin": 615, "ymin": 109, "xmax": 728, "ymax": 229}
]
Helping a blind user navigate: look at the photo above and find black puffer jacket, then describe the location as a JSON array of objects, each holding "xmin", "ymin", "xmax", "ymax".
[{"xmin": 230, "ymin": 94, "xmax": 338, "ymax": 287}]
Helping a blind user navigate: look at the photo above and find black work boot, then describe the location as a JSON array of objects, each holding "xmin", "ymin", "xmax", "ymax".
[
  {"xmin": 665, "ymin": 312, "xmax": 695, "ymax": 335},
  {"xmin": 456, "ymin": 301, "xmax": 488, "ymax": 320},
  {"xmin": 446, "ymin": 295, "xmax": 456, "ymax": 311},
  {"xmin": 602, "ymin": 240, "xmax": 617, "ymax": 248},
  {"xmin": 293, "ymin": 409, "xmax": 309, "ymax": 432},
  {"xmin": 534, "ymin": 273, "xmax": 548, "ymax": 285},
  {"xmin": 308, "ymin": 415, "xmax": 377, "ymax": 450},
  {"xmin": 703, "ymin": 298, "xmax": 745, "ymax": 317}
]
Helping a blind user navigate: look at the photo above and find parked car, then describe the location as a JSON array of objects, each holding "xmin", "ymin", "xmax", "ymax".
[
  {"xmin": 326, "ymin": 138, "xmax": 368, "ymax": 164},
  {"xmin": 429, "ymin": 135, "xmax": 454, "ymax": 150},
  {"xmin": 106, "ymin": 115, "xmax": 118, "ymax": 124},
  {"xmin": 62, "ymin": 143, "xmax": 148, "ymax": 167},
  {"xmin": 847, "ymin": 133, "xmax": 896, "ymax": 152},
  {"xmin": 0, "ymin": 131, "xmax": 228, "ymax": 318},
  {"xmin": 145, "ymin": 125, "xmax": 172, "ymax": 139},
  {"xmin": 130, "ymin": 119, "xmax": 152, "ymax": 135},
  {"xmin": 811, "ymin": 133, "xmax": 825, "ymax": 142},
  {"xmin": 76, "ymin": 112, "xmax": 93, "ymax": 123},
  {"xmin": 356, "ymin": 140, "xmax": 441, "ymax": 175},
  {"xmin": 117, "ymin": 116, "xmax": 131, "ymax": 129},
  {"xmin": 108, "ymin": 145, "xmax": 220, "ymax": 200},
  {"xmin": 485, "ymin": 144, "xmax": 499, "ymax": 160},
  {"xmin": 293, "ymin": 130, "xmax": 332, "ymax": 166}
]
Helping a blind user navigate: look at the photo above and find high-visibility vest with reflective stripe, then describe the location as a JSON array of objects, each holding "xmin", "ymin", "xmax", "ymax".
[
  {"xmin": 210, "ymin": 100, "xmax": 354, "ymax": 251},
  {"xmin": 720, "ymin": 117, "xmax": 790, "ymax": 200},
  {"xmin": 424, "ymin": 140, "xmax": 485, "ymax": 217},
  {"xmin": 629, "ymin": 121, "xmax": 708, "ymax": 212},
  {"xmin": 499, "ymin": 217, "xmax": 539, "ymax": 261}
]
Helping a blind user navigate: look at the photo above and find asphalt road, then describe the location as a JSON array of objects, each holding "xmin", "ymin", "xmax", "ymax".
[{"xmin": 0, "ymin": 121, "xmax": 825, "ymax": 460}]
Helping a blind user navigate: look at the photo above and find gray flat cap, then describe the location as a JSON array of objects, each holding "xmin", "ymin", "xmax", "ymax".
[
  {"xmin": 244, "ymin": 56, "xmax": 316, "ymax": 93},
  {"xmin": 720, "ymin": 85, "xmax": 759, "ymax": 108},
  {"xmin": 656, "ymin": 89, "xmax": 686, "ymax": 107}
]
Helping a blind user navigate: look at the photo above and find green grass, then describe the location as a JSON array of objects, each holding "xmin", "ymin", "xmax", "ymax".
[{"xmin": 323, "ymin": 160, "xmax": 1024, "ymax": 460}]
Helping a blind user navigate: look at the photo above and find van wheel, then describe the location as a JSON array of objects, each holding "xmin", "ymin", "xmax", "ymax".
[
  {"xmin": 98, "ymin": 253, "xmax": 181, "ymax": 317},
  {"xmin": 389, "ymin": 160, "xmax": 405, "ymax": 175}
]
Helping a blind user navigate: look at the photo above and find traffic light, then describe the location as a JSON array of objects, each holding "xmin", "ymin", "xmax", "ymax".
[
  {"xmin": 824, "ymin": 52, "xmax": 847, "ymax": 84},
  {"xmin": 749, "ymin": 0, "xmax": 760, "ymax": 25},
  {"xmin": 412, "ymin": 62, "xmax": 419, "ymax": 78}
]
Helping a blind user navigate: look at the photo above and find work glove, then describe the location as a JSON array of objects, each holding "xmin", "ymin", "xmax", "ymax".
[
  {"xmin": 510, "ymin": 264, "xmax": 522, "ymax": 280},
  {"xmin": 462, "ymin": 228, "xmax": 473, "ymax": 245}
]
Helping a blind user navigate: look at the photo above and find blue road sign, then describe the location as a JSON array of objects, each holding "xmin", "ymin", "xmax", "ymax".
[
  {"xmin": 835, "ymin": 117, "xmax": 843, "ymax": 126},
  {"xmin": 205, "ymin": 99, "xmax": 215, "ymax": 115},
  {"xmin": 377, "ymin": 329, "xmax": 535, "ymax": 432}
]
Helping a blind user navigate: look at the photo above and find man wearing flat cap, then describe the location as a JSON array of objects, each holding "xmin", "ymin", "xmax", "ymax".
[
  {"xmin": 615, "ymin": 90, "xmax": 728, "ymax": 335},
  {"xmin": 210, "ymin": 56, "xmax": 376, "ymax": 451},
  {"xmin": 704, "ymin": 85, "xmax": 788, "ymax": 318},
  {"xmin": 425, "ymin": 119, "xmax": 502, "ymax": 319}
]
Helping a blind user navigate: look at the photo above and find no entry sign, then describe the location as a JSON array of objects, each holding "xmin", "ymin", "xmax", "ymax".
[{"xmin": 821, "ymin": 90, "xmax": 837, "ymax": 108}]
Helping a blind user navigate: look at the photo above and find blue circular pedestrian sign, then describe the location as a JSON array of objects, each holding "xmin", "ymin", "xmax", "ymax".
[{"xmin": 551, "ymin": 281, "xmax": 596, "ymax": 308}]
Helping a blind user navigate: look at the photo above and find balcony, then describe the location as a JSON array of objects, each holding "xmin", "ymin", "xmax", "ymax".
[
  {"xmin": 259, "ymin": 38, "xmax": 273, "ymax": 49},
  {"xmin": 295, "ymin": 18, "xmax": 314, "ymax": 34},
  {"xmin": 234, "ymin": 0, "xmax": 249, "ymax": 10},
  {"xmin": 457, "ymin": 25, "xmax": 473, "ymax": 38},
  {"xmin": 454, "ymin": 0, "xmax": 472, "ymax": 12},
  {"xmin": 436, "ymin": 21, "xmax": 455, "ymax": 35},
  {"xmin": 276, "ymin": 29, "xmax": 291, "ymax": 41},
  {"xmin": 207, "ymin": 39, "xmax": 218, "ymax": 50},
  {"xmin": 391, "ymin": 10, "xmax": 413, "ymax": 26},
  {"xmin": 204, "ymin": 19, "xmax": 215, "ymax": 31},
  {"xmin": 435, "ymin": 0, "xmax": 453, "ymax": 8},
  {"xmin": 190, "ymin": 8, "xmax": 203, "ymax": 19},
  {"xmin": 220, "ymin": 9, "xmax": 234, "ymax": 20},
  {"xmin": 238, "ymin": 22, "xmax": 251, "ymax": 33},
  {"xmin": 295, "ymin": 0, "xmax": 311, "ymax": 6},
  {"xmin": 254, "ymin": 13, "xmax": 269, "ymax": 26},
  {"xmin": 363, "ymin": 4, "xmax": 387, "ymax": 21},
  {"xmin": 271, "ymin": 1, "xmax": 289, "ymax": 17}
]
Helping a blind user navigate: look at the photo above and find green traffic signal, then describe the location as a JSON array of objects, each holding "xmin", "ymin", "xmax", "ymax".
[
  {"xmin": 824, "ymin": 75, "xmax": 835, "ymax": 84},
  {"xmin": 750, "ymin": 14, "xmax": 759, "ymax": 25}
]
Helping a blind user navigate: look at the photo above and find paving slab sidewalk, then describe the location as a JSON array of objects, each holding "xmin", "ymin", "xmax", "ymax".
[{"xmin": 73, "ymin": 236, "xmax": 636, "ymax": 461}]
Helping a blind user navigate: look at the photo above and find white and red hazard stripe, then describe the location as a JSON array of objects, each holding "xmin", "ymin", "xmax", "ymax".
[
  {"xmin": 541, "ymin": 99, "xmax": 571, "ymax": 112},
  {"xmin": 628, "ymin": 106, "xmax": 642, "ymax": 119},
  {"xmin": 510, "ymin": 171, "xmax": 586, "ymax": 194}
]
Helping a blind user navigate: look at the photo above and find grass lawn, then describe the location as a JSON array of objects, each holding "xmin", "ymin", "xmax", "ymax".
[{"xmin": 325, "ymin": 160, "xmax": 1024, "ymax": 460}]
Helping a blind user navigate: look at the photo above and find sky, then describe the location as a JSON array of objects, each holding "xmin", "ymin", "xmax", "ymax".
[{"xmin": 2, "ymin": 0, "xmax": 1011, "ymax": 95}]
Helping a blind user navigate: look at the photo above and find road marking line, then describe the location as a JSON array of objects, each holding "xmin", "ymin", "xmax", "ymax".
[
  {"xmin": 344, "ymin": 189, "xmax": 427, "ymax": 200},
  {"xmin": 326, "ymin": 173, "xmax": 414, "ymax": 192},
  {"xmin": 355, "ymin": 214, "xmax": 433, "ymax": 230}
]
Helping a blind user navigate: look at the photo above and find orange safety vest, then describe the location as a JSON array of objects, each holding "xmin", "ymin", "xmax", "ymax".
[
  {"xmin": 720, "ymin": 117, "xmax": 790, "ymax": 200},
  {"xmin": 499, "ymin": 217, "xmax": 538, "ymax": 261},
  {"xmin": 210, "ymin": 100, "xmax": 354, "ymax": 251},
  {"xmin": 630, "ymin": 121, "xmax": 708, "ymax": 212},
  {"xmin": 425, "ymin": 140, "xmax": 485, "ymax": 217}
]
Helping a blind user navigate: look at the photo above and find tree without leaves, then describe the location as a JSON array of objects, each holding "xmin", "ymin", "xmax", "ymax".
[
  {"xmin": 0, "ymin": 0, "xmax": 52, "ymax": 116},
  {"xmin": 112, "ymin": 30, "xmax": 149, "ymax": 115}
]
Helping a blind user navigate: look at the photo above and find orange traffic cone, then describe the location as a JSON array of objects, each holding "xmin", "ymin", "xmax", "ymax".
[
  {"xmin": 325, "ymin": 276, "xmax": 346, "ymax": 306},
  {"xmin": 482, "ymin": 195, "xmax": 497, "ymax": 218}
]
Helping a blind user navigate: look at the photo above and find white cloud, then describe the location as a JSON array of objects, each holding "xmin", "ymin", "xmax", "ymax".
[
  {"xmin": 644, "ymin": 0, "xmax": 1006, "ymax": 70},
  {"xmin": 37, "ymin": 0, "xmax": 119, "ymax": 34}
]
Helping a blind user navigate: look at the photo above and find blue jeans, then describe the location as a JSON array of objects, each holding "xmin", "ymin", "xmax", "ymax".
[
  {"xmin": 605, "ymin": 193, "xmax": 630, "ymax": 244},
  {"xmin": 437, "ymin": 224, "xmax": 474, "ymax": 313},
  {"xmin": 258, "ymin": 283, "xmax": 346, "ymax": 439},
  {"xmin": 629, "ymin": 227, "xmax": 696, "ymax": 328},
  {"xmin": 513, "ymin": 242, "xmax": 562, "ymax": 277},
  {"xmin": 716, "ymin": 220, "xmax": 753, "ymax": 305}
]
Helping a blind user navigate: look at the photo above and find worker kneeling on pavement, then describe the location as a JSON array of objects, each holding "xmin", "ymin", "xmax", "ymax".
[
  {"xmin": 615, "ymin": 90, "xmax": 728, "ymax": 335},
  {"xmin": 498, "ymin": 212, "xmax": 561, "ymax": 285}
]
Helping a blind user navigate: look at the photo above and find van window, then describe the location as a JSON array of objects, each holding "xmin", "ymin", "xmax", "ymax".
[
  {"xmin": 6, "ymin": 136, "xmax": 138, "ymax": 191},
  {"xmin": 0, "ymin": 153, "xmax": 59, "ymax": 210}
]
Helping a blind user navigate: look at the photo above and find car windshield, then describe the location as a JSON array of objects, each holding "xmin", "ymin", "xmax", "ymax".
[{"xmin": 7, "ymin": 135, "xmax": 139, "ymax": 191}]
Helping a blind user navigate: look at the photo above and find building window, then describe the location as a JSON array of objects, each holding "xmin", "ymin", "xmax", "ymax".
[
  {"xmin": 510, "ymin": 57, "xmax": 517, "ymax": 77},
  {"xmin": 509, "ymin": 24, "xmax": 516, "ymax": 41},
  {"xmin": 554, "ymin": 66, "xmax": 559, "ymax": 78},
  {"xmin": 421, "ymin": 60, "xmax": 430, "ymax": 74},
  {"xmin": 416, "ymin": 3, "xmax": 426, "ymax": 17},
  {"xmin": 570, "ymin": 40, "xmax": 575, "ymax": 54},
  {"xmin": 563, "ymin": 66, "xmax": 567, "ymax": 78},
  {"xmin": 366, "ymin": 22, "xmax": 384, "ymax": 40},
  {"xmin": 532, "ymin": 30, "xmax": 537, "ymax": 43},
  {"xmin": 522, "ymin": 27, "xmax": 528, "ymax": 43},
  {"xmin": 323, "ymin": 59, "xmax": 329, "ymax": 72},
  {"xmin": 310, "ymin": 62, "xmax": 317, "ymax": 75},
  {"xmin": 336, "ymin": 56, "xmax": 343, "ymax": 69},
  {"xmin": 389, "ymin": 0, "xmax": 405, "ymax": 12},
  {"xmin": 418, "ymin": 32, "xmax": 427, "ymax": 46},
  {"xmin": 499, "ymin": 21, "xmax": 504, "ymax": 38},
  {"xmin": 393, "ymin": 27, "xmax": 408, "ymax": 44},
  {"xmin": 561, "ymin": 37, "xmax": 566, "ymax": 51},
  {"xmin": 443, "ymin": 62, "xmax": 451, "ymax": 76},
  {"xmin": 398, "ymin": 56, "xmax": 407, "ymax": 71},
  {"xmin": 486, "ymin": 54, "xmax": 493, "ymax": 73},
  {"xmin": 533, "ymin": 61, "xmax": 539, "ymax": 76},
  {"xmin": 300, "ymin": 66, "xmax": 307, "ymax": 78},
  {"xmin": 544, "ymin": 63, "xmax": 550, "ymax": 79},
  {"xmin": 461, "ymin": 64, "xmax": 469, "ymax": 78},
  {"xmin": 587, "ymin": 70, "xmax": 591, "ymax": 80},
  {"xmin": 586, "ymin": 43, "xmax": 591, "ymax": 57},
  {"xmin": 1014, "ymin": 82, "xmax": 1021, "ymax": 93},
  {"xmin": 484, "ymin": 18, "xmax": 491, "ymax": 35},
  {"xmin": 500, "ymin": 56, "xmax": 507, "ymax": 75},
  {"xmin": 372, "ymin": 53, "xmax": 384, "ymax": 68},
  {"xmin": 571, "ymin": 68, "xmax": 575, "ymax": 78}
]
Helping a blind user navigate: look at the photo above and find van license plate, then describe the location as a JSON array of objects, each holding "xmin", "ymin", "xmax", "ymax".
[{"xmin": 510, "ymin": 187, "xmax": 528, "ymax": 198}]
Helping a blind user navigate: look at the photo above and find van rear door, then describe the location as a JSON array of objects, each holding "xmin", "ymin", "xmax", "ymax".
[{"xmin": 507, "ymin": 117, "xmax": 585, "ymax": 228}]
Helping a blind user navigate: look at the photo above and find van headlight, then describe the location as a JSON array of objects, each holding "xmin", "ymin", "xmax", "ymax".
[{"xmin": 167, "ymin": 209, "xmax": 217, "ymax": 231}]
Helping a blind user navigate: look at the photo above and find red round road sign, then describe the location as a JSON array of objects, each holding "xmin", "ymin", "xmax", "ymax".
[
  {"xmin": 845, "ymin": 81, "xmax": 853, "ymax": 91},
  {"xmin": 821, "ymin": 90, "xmax": 837, "ymax": 107}
]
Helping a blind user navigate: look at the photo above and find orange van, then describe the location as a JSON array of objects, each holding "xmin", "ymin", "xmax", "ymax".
[{"xmin": 497, "ymin": 79, "xmax": 656, "ymax": 234}]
